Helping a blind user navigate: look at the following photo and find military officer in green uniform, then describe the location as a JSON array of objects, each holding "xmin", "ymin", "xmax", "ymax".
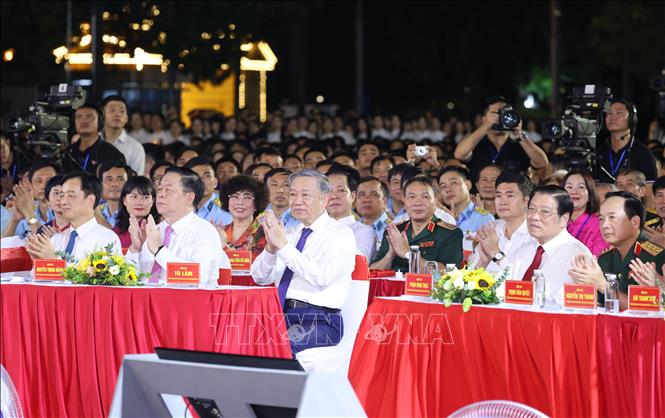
[
  {"xmin": 569, "ymin": 191, "xmax": 665, "ymax": 309},
  {"xmin": 370, "ymin": 175, "xmax": 463, "ymax": 272}
]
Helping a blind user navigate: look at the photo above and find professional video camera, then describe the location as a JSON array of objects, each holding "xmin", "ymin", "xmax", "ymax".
[
  {"xmin": 8, "ymin": 84, "xmax": 86, "ymax": 161},
  {"xmin": 542, "ymin": 85, "xmax": 612, "ymax": 170}
]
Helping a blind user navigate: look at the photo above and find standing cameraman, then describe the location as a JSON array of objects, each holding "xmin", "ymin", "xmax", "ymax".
[
  {"xmin": 61, "ymin": 103, "xmax": 126, "ymax": 174},
  {"xmin": 454, "ymin": 96, "xmax": 548, "ymax": 182},
  {"xmin": 594, "ymin": 98, "xmax": 657, "ymax": 183}
]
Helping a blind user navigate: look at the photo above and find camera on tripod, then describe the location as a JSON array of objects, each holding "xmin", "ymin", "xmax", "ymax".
[
  {"xmin": 8, "ymin": 84, "xmax": 86, "ymax": 161},
  {"xmin": 542, "ymin": 85, "xmax": 612, "ymax": 169}
]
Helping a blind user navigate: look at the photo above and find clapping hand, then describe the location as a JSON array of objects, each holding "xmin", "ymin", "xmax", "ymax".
[
  {"xmin": 211, "ymin": 221, "xmax": 228, "ymax": 248},
  {"xmin": 128, "ymin": 215, "xmax": 147, "ymax": 253},
  {"xmin": 25, "ymin": 232, "xmax": 56, "ymax": 260},
  {"xmin": 569, "ymin": 253, "xmax": 606, "ymax": 289},
  {"xmin": 37, "ymin": 225, "xmax": 58, "ymax": 239},
  {"xmin": 259, "ymin": 210, "xmax": 287, "ymax": 253},
  {"xmin": 386, "ymin": 223, "xmax": 410, "ymax": 259},
  {"xmin": 628, "ymin": 258, "xmax": 660, "ymax": 287},
  {"xmin": 145, "ymin": 215, "xmax": 162, "ymax": 255},
  {"xmin": 475, "ymin": 223, "xmax": 499, "ymax": 267},
  {"xmin": 13, "ymin": 184, "xmax": 35, "ymax": 219}
]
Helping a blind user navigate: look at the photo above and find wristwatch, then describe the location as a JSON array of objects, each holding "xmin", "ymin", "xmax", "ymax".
[
  {"xmin": 515, "ymin": 131, "xmax": 528, "ymax": 143},
  {"xmin": 27, "ymin": 217, "xmax": 38, "ymax": 226},
  {"xmin": 491, "ymin": 251, "xmax": 505, "ymax": 263}
]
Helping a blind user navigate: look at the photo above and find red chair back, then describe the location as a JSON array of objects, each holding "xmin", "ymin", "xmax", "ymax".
[
  {"xmin": 218, "ymin": 268, "xmax": 232, "ymax": 285},
  {"xmin": 0, "ymin": 247, "xmax": 34, "ymax": 273},
  {"xmin": 351, "ymin": 254, "xmax": 369, "ymax": 281}
]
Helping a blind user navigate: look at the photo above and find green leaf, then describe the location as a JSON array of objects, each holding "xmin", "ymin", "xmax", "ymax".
[{"xmin": 462, "ymin": 297, "xmax": 473, "ymax": 312}]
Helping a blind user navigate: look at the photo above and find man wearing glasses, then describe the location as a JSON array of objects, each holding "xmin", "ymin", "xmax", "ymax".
[
  {"xmin": 513, "ymin": 185, "xmax": 592, "ymax": 306},
  {"xmin": 126, "ymin": 166, "xmax": 227, "ymax": 285}
]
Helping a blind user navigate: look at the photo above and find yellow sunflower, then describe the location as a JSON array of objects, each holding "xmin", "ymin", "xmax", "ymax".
[
  {"xmin": 125, "ymin": 269, "xmax": 137, "ymax": 282},
  {"xmin": 93, "ymin": 260, "xmax": 108, "ymax": 272}
]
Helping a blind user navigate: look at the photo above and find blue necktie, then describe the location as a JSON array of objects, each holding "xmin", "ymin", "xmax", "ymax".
[
  {"xmin": 278, "ymin": 227, "xmax": 313, "ymax": 308},
  {"xmin": 64, "ymin": 230, "xmax": 78, "ymax": 256}
]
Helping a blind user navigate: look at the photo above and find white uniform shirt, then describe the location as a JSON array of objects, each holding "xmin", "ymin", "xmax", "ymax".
[
  {"xmin": 107, "ymin": 130, "xmax": 145, "ymax": 175},
  {"xmin": 468, "ymin": 219, "xmax": 536, "ymax": 274},
  {"xmin": 510, "ymin": 229, "xmax": 592, "ymax": 306},
  {"xmin": 50, "ymin": 217, "xmax": 122, "ymax": 261},
  {"xmin": 251, "ymin": 211, "xmax": 356, "ymax": 309},
  {"xmin": 126, "ymin": 211, "xmax": 227, "ymax": 284},
  {"xmin": 336, "ymin": 215, "xmax": 376, "ymax": 260}
]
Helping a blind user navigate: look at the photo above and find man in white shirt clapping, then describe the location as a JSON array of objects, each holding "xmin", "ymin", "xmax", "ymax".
[
  {"xmin": 251, "ymin": 169, "xmax": 356, "ymax": 355},
  {"xmin": 26, "ymin": 172, "xmax": 121, "ymax": 261},
  {"xmin": 126, "ymin": 167, "xmax": 227, "ymax": 285},
  {"xmin": 471, "ymin": 172, "xmax": 536, "ymax": 274}
]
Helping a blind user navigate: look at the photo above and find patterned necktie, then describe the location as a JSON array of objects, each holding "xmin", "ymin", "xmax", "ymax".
[
  {"xmin": 521, "ymin": 245, "xmax": 545, "ymax": 281},
  {"xmin": 150, "ymin": 225, "xmax": 173, "ymax": 283},
  {"xmin": 64, "ymin": 230, "xmax": 78, "ymax": 256},
  {"xmin": 277, "ymin": 227, "xmax": 313, "ymax": 308}
]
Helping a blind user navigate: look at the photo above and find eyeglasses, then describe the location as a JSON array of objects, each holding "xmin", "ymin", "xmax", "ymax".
[
  {"xmin": 127, "ymin": 193, "xmax": 153, "ymax": 203},
  {"xmin": 229, "ymin": 193, "xmax": 255, "ymax": 202},
  {"xmin": 527, "ymin": 207, "xmax": 556, "ymax": 219}
]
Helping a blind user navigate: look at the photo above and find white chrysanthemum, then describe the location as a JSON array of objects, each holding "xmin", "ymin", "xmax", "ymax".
[
  {"xmin": 453, "ymin": 277, "xmax": 465, "ymax": 289},
  {"xmin": 109, "ymin": 265, "xmax": 120, "ymax": 275},
  {"xmin": 467, "ymin": 281, "xmax": 477, "ymax": 291},
  {"xmin": 443, "ymin": 280, "xmax": 452, "ymax": 291}
]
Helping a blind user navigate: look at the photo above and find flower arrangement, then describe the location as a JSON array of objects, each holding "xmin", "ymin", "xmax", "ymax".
[
  {"xmin": 431, "ymin": 267, "xmax": 509, "ymax": 312},
  {"xmin": 57, "ymin": 243, "xmax": 146, "ymax": 286}
]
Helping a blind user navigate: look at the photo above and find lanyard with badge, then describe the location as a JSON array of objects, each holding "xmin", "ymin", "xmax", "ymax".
[
  {"xmin": 574, "ymin": 213, "xmax": 592, "ymax": 239},
  {"xmin": 605, "ymin": 137, "xmax": 634, "ymax": 180}
]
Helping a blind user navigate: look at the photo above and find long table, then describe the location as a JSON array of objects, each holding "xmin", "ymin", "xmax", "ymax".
[
  {"xmin": 0, "ymin": 283, "xmax": 292, "ymax": 418},
  {"xmin": 349, "ymin": 297, "xmax": 665, "ymax": 417}
]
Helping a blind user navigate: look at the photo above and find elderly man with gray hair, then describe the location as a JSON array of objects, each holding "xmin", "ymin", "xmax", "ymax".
[{"xmin": 251, "ymin": 169, "xmax": 357, "ymax": 355}]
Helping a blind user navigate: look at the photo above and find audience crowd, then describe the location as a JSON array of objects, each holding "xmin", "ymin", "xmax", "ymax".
[{"xmin": 2, "ymin": 93, "xmax": 665, "ymax": 313}]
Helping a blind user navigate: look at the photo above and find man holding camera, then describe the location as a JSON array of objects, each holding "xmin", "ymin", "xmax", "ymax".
[
  {"xmin": 454, "ymin": 96, "xmax": 548, "ymax": 182},
  {"xmin": 594, "ymin": 98, "xmax": 657, "ymax": 183}
]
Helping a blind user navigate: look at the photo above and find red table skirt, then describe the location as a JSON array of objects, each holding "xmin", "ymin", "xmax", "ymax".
[
  {"xmin": 368, "ymin": 278, "xmax": 404, "ymax": 305},
  {"xmin": 0, "ymin": 284, "xmax": 291, "ymax": 418},
  {"xmin": 349, "ymin": 298, "xmax": 665, "ymax": 418}
]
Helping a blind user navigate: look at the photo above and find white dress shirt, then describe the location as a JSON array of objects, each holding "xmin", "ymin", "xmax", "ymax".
[
  {"xmin": 510, "ymin": 229, "xmax": 592, "ymax": 306},
  {"xmin": 468, "ymin": 219, "xmax": 536, "ymax": 274},
  {"xmin": 50, "ymin": 217, "xmax": 122, "ymax": 261},
  {"xmin": 107, "ymin": 130, "xmax": 146, "ymax": 175},
  {"xmin": 336, "ymin": 215, "xmax": 376, "ymax": 260},
  {"xmin": 126, "ymin": 211, "xmax": 227, "ymax": 285},
  {"xmin": 251, "ymin": 211, "xmax": 357, "ymax": 309}
]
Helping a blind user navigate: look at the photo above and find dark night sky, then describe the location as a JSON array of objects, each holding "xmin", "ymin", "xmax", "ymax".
[{"xmin": 1, "ymin": 1, "xmax": 664, "ymax": 120}]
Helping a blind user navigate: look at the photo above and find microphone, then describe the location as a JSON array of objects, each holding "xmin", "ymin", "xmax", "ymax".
[{"xmin": 619, "ymin": 132, "xmax": 631, "ymax": 141}]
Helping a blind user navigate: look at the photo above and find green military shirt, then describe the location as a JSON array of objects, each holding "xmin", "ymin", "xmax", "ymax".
[
  {"xmin": 597, "ymin": 232, "xmax": 665, "ymax": 302},
  {"xmin": 372, "ymin": 215, "xmax": 463, "ymax": 272}
]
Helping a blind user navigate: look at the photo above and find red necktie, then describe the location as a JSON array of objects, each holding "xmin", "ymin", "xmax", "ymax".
[{"xmin": 521, "ymin": 245, "xmax": 544, "ymax": 281}]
